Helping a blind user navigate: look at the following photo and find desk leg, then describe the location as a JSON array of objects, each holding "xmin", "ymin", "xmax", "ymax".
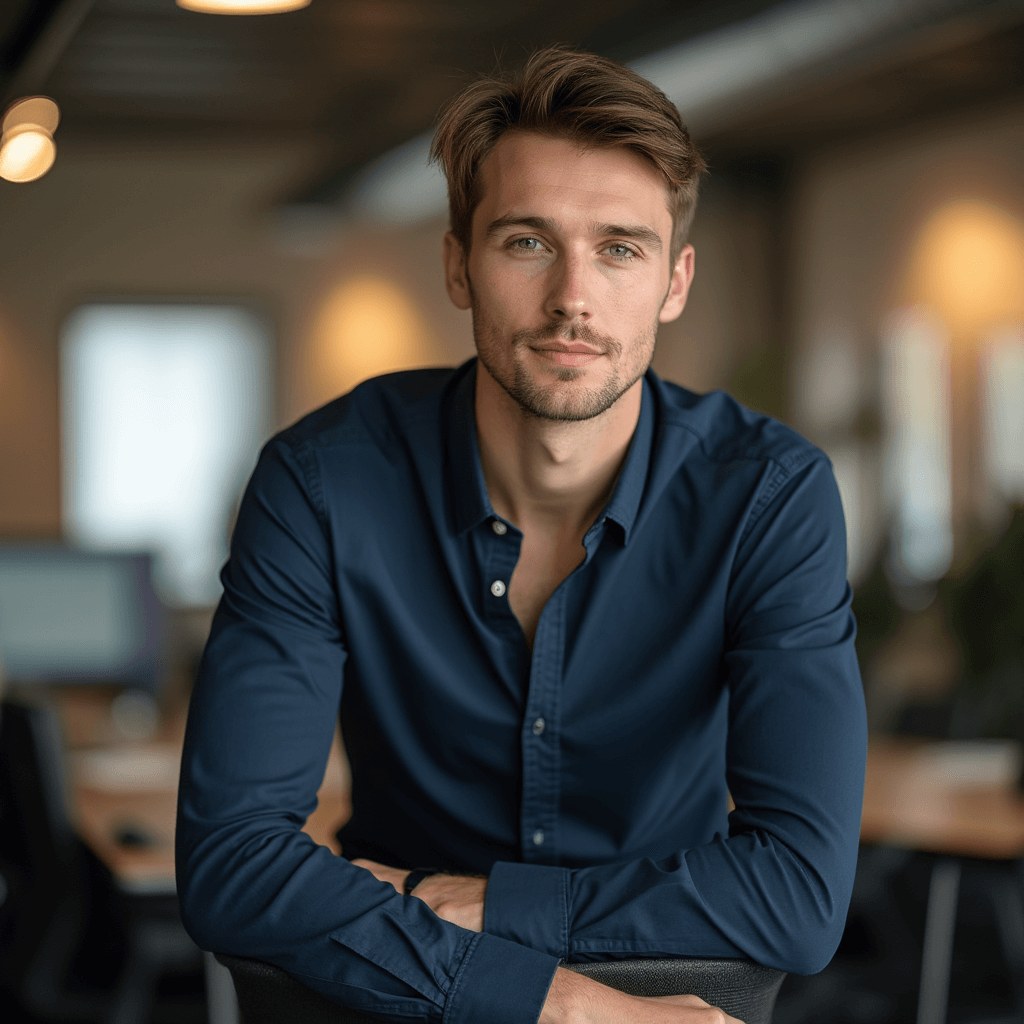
[
  {"xmin": 204, "ymin": 951, "xmax": 240, "ymax": 1024},
  {"xmin": 916, "ymin": 857, "xmax": 961, "ymax": 1024}
]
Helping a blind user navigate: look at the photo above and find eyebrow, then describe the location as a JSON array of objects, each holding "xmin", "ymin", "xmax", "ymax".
[
  {"xmin": 486, "ymin": 214, "xmax": 558, "ymax": 238},
  {"xmin": 594, "ymin": 222, "xmax": 663, "ymax": 253},
  {"xmin": 486, "ymin": 214, "xmax": 663, "ymax": 253}
]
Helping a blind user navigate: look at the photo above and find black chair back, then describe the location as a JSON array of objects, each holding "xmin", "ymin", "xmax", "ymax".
[
  {"xmin": 0, "ymin": 698, "xmax": 106, "ymax": 1018},
  {"xmin": 0, "ymin": 698, "xmax": 80, "ymax": 877},
  {"xmin": 217, "ymin": 952, "xmax": 786, "ymax": 1024},
  {"xmin": 565, "ymin": 957, "xmax": 785, "ymax": 1024},
  {"xmin": 217, "ymin": 954, "xmax": 381, "ymax": 1024}
]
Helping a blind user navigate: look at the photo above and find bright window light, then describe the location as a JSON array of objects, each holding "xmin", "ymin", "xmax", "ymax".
[
  {"xmin": 983, "ymin": 328, "xmax": 1024, "ymax": 503},
  {"xmin": 882, "ymin": 307, "xmax": 953, "ymax": 584},
  {"xmin": 62, "ymin": 304, "xmax": 271, "ymax": 606},
  {"xmin": 827, "ymin": 443, "xmax": 863, "ymax": 585}
]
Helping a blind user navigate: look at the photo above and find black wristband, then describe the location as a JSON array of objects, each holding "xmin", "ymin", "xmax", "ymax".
[{"xmin": 404, "ymin": 868, "xmax": 438, "ymax": 895}]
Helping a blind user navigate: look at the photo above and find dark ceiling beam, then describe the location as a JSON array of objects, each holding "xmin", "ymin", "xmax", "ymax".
[{"xmin": 2, "ymin": 0, "xmax": 95, "ymax": 107}]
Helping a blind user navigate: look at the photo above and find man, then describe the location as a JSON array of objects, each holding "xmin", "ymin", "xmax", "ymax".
[{"xmin": 177, "ymin": 47, "xmax": 866, "ymax": 1024}]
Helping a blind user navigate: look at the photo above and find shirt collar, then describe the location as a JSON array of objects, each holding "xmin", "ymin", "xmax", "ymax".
[
  {"xmin": 446, "ymin": 359, "xmax": 655, "ymax": 545},
  {"xmin": 600, "ymin": 373, "xmax": 654, "ymax": 545},
  {"xmin": 447, "ymin": 361, "xmax": 496, "ymax": 535}
]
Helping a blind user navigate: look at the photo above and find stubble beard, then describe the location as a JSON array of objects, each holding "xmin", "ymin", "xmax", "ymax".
[{"xmin": 472, "ymin": 306, "xmax": 657, "ymax": 423}]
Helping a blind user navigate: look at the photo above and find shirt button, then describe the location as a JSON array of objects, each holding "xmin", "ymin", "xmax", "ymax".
[
  {"xmin": 490, "ymin": 580, "xmax": 506, "ymax": 597},
  {"xmin": 491, "ymin": 520, "xmax": 507, "ymax": 535},
  {"xmin": 532, "ymin": 718, "xmax": 546, "ymax": 735},
  {"xmin": 533, "ymin": 830, "xmax": 545, "ymax": 845}
]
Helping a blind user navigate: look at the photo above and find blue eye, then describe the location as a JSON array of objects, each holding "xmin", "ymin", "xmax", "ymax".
[
  {"xmin": 605, "ymin": 243, "xmax": 636, "ymax": 260},
  {"xmin": 513, "ymin": 237, "xmax": 542, "ymax": 250}
]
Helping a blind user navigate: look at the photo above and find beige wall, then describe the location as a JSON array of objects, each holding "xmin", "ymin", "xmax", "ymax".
[
  {"xmin": 653, "ymin": 173, "xmax": 783, "ymax": 417},
  {"xmin": 0, "ymin": 138, "xmax": 779, "ymax": 539}
]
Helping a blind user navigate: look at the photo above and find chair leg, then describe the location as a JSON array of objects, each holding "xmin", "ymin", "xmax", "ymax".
[
  {"xmin": 916, "ymin": 857, "xmax": 961, "ymax": 1024},
  {"xmin": 205, "ymin": 950, "xmax": 240, "ymax": 1024}
]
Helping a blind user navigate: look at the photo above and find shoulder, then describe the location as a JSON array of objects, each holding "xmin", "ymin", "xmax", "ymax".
[
  {"xmin": 272, "ymin": 365, "xmax": 463, "ymax": 459},
  {"xmin": 650, "ymin": 373, "xmax": 825, "ymax": 479}
]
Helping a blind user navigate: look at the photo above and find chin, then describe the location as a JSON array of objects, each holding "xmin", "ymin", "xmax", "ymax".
[{"xmin": 506, "ymin": 367, "xmax": 632, "ymax": 423}]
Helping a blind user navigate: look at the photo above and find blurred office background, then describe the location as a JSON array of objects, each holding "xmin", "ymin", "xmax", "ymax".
[{"xmin": 2, "ymin": 0, "xmax": 1024, "ymax": 1021}]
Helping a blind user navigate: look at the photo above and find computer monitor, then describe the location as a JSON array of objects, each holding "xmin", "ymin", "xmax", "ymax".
[{"xmin": 0, "ymin": 546, "xmax": 165, "ymax": 691}]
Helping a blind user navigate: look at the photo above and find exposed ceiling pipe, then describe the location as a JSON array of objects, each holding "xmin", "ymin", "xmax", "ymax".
[
  {"xmin": 322, "ymin": 0, "xmax": 1006, "ymax": 229},
  {"xmin": 2, "ymin": 0, "xmax": 96, "ymax": 106}
]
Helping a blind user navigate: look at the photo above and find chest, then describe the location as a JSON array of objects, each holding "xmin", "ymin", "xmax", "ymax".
[{"xmin": 506, "ymin": 527, "xmax": 587, "ymax": 647}]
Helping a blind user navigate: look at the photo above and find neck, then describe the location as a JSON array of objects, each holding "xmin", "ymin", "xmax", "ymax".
[{"xmin": 474, "ymin": 361, "xmax": 642, "ymax": 536}]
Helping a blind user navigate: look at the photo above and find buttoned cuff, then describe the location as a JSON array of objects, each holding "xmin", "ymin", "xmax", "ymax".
[
  {"xmin": 443, "ymin": 932, "xmax": 558, "ymax": 1024},
  {"xmin": 483, "ymin": 861, "xmax": 571, "ymax": 958}
]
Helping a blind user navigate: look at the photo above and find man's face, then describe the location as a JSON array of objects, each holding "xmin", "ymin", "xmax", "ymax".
[{"xmin": 443, "ymin": 131, "xmax": 693, "ymax": 422}]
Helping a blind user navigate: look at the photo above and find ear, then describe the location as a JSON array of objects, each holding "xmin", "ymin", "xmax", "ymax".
[
  {"xmin": 658, "ymin": 244, "xmax": 695, "ymax": 324},
  {"xmin": 443, "ymin": 232, "xmax": 472, "ymax": 311}
]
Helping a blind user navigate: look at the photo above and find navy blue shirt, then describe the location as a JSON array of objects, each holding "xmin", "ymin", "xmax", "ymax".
[{"xmin": 177, "ymin": 360, "xmax": 866, "ymax": 1024}]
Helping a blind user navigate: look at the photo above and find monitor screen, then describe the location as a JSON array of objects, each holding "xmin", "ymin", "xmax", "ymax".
[{"xmin": 0, "ymin": 546, "xmax": 165, "ymax": 689}]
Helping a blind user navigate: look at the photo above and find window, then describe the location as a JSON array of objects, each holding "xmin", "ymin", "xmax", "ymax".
[
  {"xmin": 62, "ymin": 303, "xmax": 271, "ymax": 606},
  {"xmin": 882, "ymin": 307, "xmax": 952, "ymax": 585}
]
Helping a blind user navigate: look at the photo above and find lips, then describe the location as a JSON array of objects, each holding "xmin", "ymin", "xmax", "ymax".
[
  {"xmin": 530, "ymin": 344, "xmax": 603, "ymax": 367},
  {"xmin": 533, "ymin": 343, "xmax": 603, "ymax": 355},
  {"xmin": 513, "ymin": 321, "xmax": 619, "ymax": 364}
]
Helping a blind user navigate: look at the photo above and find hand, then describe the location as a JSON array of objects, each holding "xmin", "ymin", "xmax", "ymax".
[
  {"xmin": 540, "ymin": 967, "xmax": 745, "ymax": 1024},
  {"xmin": 350, "ymin": 858, "xmax": 408, "ymax": 892},
  {"xmin": 410, "ymin": 871, "xmax": 486, "ymax": 932},
  {"xmin": 349, "ymin": 858, "xmax": 486, "ymax": 932}
]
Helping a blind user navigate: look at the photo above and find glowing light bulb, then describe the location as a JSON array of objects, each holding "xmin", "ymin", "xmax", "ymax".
[
  {"xmin": 0, "ymin": 126, "xmax": 56, "ymax": 183},
  {"xmin": 176, "ymin": 0, "xmax": 310, "ymax": 13},
  {"xmin": 0, "ymin": 96, "xmax": 60, "ymax": 184}
]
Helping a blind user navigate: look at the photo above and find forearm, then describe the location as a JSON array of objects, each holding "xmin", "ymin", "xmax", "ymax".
[
  {"xmin": 541, "ymin": 969, "xmax": 637, "ymax": 1024},
  {"xmin": 484, "ymin": 814, "xmax": 858, "ymax": 975},
  {"xmin": 176, "ymin": 805, "xmax": 467, "ymax": 1011},
  {"xmin": 352, "ymin": 858, "xmax": 487, "ymax": 931},
  {"xmin": 352, "ymin": 862, "xmax": 742, "ymax": 1024},
  {"xmin": 540, "ymin": 968, "xmax": 741, "ymax": 1024}
]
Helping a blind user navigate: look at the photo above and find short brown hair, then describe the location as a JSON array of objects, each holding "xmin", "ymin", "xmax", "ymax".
[{"xmin": 431, "ymin": 45, "xmax": 706, "ymax": 264}]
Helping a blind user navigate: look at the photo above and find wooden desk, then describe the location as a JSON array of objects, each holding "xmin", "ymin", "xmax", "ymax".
[
  {"xmin": 862, "ymin": 736, "xmax": 1024, "ymax": 860},
  {"xmin": 70, "ymin": 734, "xmax": 352, "ymax": 894},
  {"xmin": 861, "ymin": 737, "xmax": 1024, "ymax": 1024}
]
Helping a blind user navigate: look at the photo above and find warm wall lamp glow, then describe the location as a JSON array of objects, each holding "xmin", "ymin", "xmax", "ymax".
[
  {"xmin": 176, "ymin": 0, "xmax": 310, "ymax": 13},
  {"xmin": 902, "ymin": 200, "xmax": 1024, "ymax": 339},
  {"xmin": 0, "ymin": 96, "xmax": 59, "ymax": 183}
]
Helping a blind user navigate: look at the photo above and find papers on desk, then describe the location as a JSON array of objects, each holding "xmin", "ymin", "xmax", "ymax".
[
  {"xmin": 913, "ymin": 740, "xmax": 1023, "ymax": 787},
  {"xmin": 73, "ymin": 745, "xmax": 181, "ymax": 792}
]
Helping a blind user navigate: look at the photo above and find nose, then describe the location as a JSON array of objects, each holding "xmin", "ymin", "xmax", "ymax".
[{"xmin": 543, "ymin": 250, "xmax": 592, "ymax": 323}]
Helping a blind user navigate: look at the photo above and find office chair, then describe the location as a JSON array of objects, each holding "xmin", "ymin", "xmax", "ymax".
[
  {"xmin": 0, "ymin": 697, "xmax": 200, "ymax": 1024},
  {"xmin": 0, "ymin": 696, "xmax": 109, "ymax": 1021},
  {"xmin": 217, "ymin": 951, "xmax": 786, "ymax": 1024}
]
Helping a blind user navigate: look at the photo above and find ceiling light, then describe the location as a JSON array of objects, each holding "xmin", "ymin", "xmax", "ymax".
[
  {"xmin": 176, "ymin": 0, "xmax": 311, "ymax": 13},
  {"xmin": 0, "ymin": 96, "xmax": 59, "ymax": 184}
]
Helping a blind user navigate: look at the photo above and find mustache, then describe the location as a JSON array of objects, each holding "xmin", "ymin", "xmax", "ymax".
[{"xmin": 513, "ymin": 320, "xmax": 620, "ymax": 353}]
